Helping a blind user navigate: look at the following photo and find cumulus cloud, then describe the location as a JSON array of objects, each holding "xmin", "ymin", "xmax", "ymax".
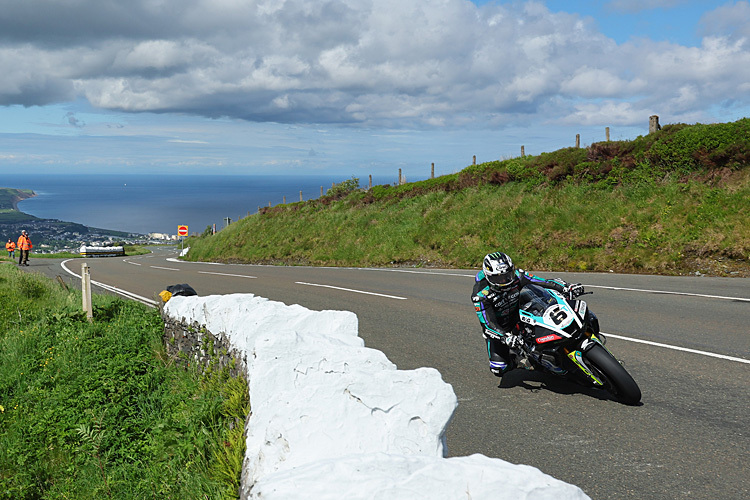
[{"xmin": 0, "ymin": 0, "xmax": 748, "ymax": 128}]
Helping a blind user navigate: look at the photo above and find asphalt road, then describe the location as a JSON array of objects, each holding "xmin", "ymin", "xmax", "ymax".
[{"xmin": 24, "ymin": 248, "xmax": 750, "ymax": 500}]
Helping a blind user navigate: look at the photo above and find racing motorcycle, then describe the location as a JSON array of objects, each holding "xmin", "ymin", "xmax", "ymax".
[{"xmin": 507, "ymin": 284, "xmax": 641, "ymax": 405}]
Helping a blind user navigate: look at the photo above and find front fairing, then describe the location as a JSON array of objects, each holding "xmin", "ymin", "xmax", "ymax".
[{"xmin": 519, "ymin": 285, "xmax": 586, "ymax": 347}]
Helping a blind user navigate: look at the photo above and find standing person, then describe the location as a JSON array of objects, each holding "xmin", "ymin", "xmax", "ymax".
[
  {"xmin": 17, "ymin": 230, "xmax": 32, "ymax": 266},
  {"xmin": 5, "ymin": 238, "xmax": 15, "ymax": 259},
  {"xmin": 471, "ymin": 252, "xmax": 584, "ymax": 377}
]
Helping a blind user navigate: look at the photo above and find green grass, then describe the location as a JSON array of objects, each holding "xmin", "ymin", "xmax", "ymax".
[
  {"xmin": 0, "ymin": 264, "xmax": 248, "ymax": 499},
  {"xmin": 184, "ymin": 118, "xmax": 750, "ymax": 276}
]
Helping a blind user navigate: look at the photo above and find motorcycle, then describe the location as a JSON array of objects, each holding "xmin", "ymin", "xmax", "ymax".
[{"xmin": 508, "ymin": 284, "xmax": 641, "ymax": 405}]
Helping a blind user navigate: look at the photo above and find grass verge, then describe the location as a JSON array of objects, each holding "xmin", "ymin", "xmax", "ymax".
[{"xmin": 0, "ymin": 263, "xmax": 248, "ymax": 499}]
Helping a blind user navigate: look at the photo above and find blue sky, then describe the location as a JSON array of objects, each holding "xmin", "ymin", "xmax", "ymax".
[{"xmin": 1, "ymin": 0, "xmax": 749, "ymax": 179}]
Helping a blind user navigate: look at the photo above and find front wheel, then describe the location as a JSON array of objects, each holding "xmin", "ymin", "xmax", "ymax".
[{"xmin": 584, "ymin": 344, "xmax": 641, "ymax": 405}]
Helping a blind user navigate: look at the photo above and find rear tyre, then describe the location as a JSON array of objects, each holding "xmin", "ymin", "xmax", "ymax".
[{"xmin": 584, "ymin": 344, "xmax": 641, "ymax": 405}]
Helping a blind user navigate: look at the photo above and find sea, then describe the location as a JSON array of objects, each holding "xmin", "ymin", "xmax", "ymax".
[{"xmin": 3, "ymin": 173, "xmax": 382, "ymax": 235}]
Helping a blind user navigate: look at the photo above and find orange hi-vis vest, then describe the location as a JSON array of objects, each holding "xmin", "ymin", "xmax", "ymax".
[
  {"xmin": 5, "ymin": 241, "xmax": 15, "ymax": 251},
  {"xmin": 17, "ymin": 235, "xmax": 32, "ymax": 251}
]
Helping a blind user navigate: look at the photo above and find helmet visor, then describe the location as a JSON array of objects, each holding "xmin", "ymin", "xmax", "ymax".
[{"xmin": 486, "ymin": 269, "xmax": 515, "ymax": 288}]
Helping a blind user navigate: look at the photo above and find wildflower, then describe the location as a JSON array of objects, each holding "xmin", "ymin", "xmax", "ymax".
[{"xmin": 0, "ymin": 405, "xmax": 4, "ymax": 413}]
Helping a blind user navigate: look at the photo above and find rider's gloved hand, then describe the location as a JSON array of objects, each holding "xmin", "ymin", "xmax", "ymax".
[
  {"xmin": 503, "ymin": 333, "xmax": 523, "ymax": 349},
  {"xmin": 563, "ymin": 283, "xmax": 584, "ymax": 299}
]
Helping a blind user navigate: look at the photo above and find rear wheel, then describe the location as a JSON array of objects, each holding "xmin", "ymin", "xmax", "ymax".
[{"xmin": 584, "ymin": 344, "xmax": 641, "ymax": 405}]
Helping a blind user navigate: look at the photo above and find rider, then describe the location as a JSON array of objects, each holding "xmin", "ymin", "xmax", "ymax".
[{"xmin": 471, "ymin": 251, "xmax": 584, "ymax": 377}]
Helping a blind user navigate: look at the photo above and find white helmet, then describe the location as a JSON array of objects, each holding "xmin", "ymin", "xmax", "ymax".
[{"xmin": 482, "ymin": 252, "xmax": 518, "ymax": 290}]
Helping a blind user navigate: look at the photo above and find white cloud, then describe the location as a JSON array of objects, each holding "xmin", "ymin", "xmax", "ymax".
[
  {"xmin": 0, "ymin": 0, "xmax": 748, "ymax": 130},
  {"xmin": 699, "ymin": 1, "xmax": 750, "ymax": 39}
]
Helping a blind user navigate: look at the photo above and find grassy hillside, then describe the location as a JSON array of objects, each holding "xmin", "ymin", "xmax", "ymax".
[
  {"xmin": 0, "ymin": 188, "xmax": 35, "ymax": 211},
  {"xmin": 0, "ymin": 262, "xmax": 247, "ymax": 499},
  {"xmin": 184, "ymin": 119, "xmax": 750, "ymax": 277}
]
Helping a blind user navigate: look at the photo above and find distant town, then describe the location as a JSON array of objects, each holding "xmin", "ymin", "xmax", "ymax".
[
  {"xmin": 0, "ymin": 216, "xmax": 180, "ymax": 254},
  {"xmin": 0, "ymin": 187, "xmax": 184, "ymax": 253}
]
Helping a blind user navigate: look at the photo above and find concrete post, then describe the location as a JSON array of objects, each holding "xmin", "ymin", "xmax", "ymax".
[{"xmin": 81, "ymin": 263, "xmax": 92, "ymax": 322}]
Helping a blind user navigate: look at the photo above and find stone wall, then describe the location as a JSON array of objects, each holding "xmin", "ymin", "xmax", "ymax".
[{"xmin": 161, "ymin": 313, "xmax": 246, "ymax": 379}]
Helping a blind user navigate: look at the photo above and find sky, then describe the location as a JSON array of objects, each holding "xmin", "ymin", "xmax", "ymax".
[{"xmin": 1, "ymin": 0, "xmax": 749, "ymax": 180}]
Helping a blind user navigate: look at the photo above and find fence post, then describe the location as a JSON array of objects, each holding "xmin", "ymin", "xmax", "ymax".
[
  {"xmin": 473, "ymin": 155, "xmax": 476, "ymax": 165},
  {"xmin": 431, "ymin": 163, "xmax": 434, "ymax": 179},
  {"xmin": 576, "ymin": 134, "xmax": 580, "ymax": 148},
  {"xmin": 521, "ymin": 146, "xmax": 525, "ymax": 157},
  {"xmin": 606, "ymin": 127, "xmax": 610, "ymax": 141},
  {"xmin": 81, "ymin": 263, "xmax": 93, "ymax": 322},
  {"xmin": 300, "ymin": 190, "xmax": 303, "ymax": 202},
  {"xmin": 369, "ymin": 175, "xmax": 372, "ymax": 188},
  {"xmin": 399, "ymin": 168, "xmax": 402, "ymax": 185},
  {"xmin": 320, "ymin": 186, "xmax": 323, "ymax": 196}
]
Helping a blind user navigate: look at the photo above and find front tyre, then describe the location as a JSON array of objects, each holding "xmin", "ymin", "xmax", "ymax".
[{"xmin": 585, "ymin": 344, "xmax": 641, "ymax": 405}]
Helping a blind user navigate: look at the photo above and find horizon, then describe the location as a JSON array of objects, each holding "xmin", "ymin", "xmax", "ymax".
[{"xmin": 1, "ymin": 1, "xmax": 748, "ymax": 178}]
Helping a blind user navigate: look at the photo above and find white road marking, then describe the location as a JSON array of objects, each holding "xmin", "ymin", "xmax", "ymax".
[
  {"xmin": 368, "ymin": 269, "xmax": 750, "ymax": 302},
  {"xmin": 602, "ymin": 331, "xmax": 750, "ymax": 364},
  {"xmin": 61, "ymin": 259, "xmax": 157, "ymax": 307},
  {"xmin": 126, "ymin": 261, "xmax": 142, "ymax": 266},
  {"xmin": 588, "ymin": 285, "xmax": 750, "ymax": 303},
  {"xmin": 296, "ymin": 281, "xmax": 407, "ymax": 300},
  {"xmin": 150, "ymin": 266, "xmax": 180, "ymax": 271},
  {"xmin": 199, "ymin": 271, "xmax": 256, "ymax": 279},
  {"xmin": 166, "ymin": 257, "xmax": 223, "ymax": 265}
]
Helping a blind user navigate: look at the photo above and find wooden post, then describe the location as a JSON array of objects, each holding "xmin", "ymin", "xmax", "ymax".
[
  {"xmin": 283, "ymin": 195, "xmax": 286, "ymax": 204},
  {"xmin": 473, "ymin": 155, "xmax": 476, "ymax": 165},
  {"xmin": 81, "ymin": 263, "xmax": 92, "ymax": 322},
  {"xmin": 606, "ymin": 127, "xmax": 610, "ymax": 141},
  {"xmin": 299, "ymin": 190, "xmax": 303, "ymax": 202},
  {"xmin": 398, "ymin": 168, "xmax": 402, "ymax": 185},
  {"xmin": 369, "ymin": 175, "xmax": 372, "ymax": 188},
  {"xmin": 431, "ymin": 163, "xmax": 434, "ymax": 179},
  {"xmin": 320, "ymin": 186, "xmax": 323, "ymax": 196},
  {"xmin": 521, "ymin": 146, "xmax": 525, "ymax": 157},
  {"xmin": 576, "ymin": 134, "xmax": 580, "ymax": 148}
]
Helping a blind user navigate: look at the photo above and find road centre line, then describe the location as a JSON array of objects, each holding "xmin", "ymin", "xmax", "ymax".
[
  {"xmin": 198, "ymin": 271, "xmax": 257, "ymax": 279},
  {"xmin": 602, "ymin": 331, "xmax": 750, "ymax": 365},
  {"xmin": 587, "ymin": 285, "xmax": 750, "ymax": 302},
  {"xmin": 150, "ymin": 266, "xmax": 180, "ymax": 271},
  {"xmin": 296, "ymin": 282, "xmax": 407, "ymax": 300},
  {"xmin": 365, "ymin": 269, "xmax": 750, "ymax": 302}
]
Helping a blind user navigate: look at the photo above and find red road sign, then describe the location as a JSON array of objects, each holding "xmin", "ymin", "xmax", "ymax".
[{"xmin": 177, "ymin": 225, "xmax": 188, "ymax": 236}]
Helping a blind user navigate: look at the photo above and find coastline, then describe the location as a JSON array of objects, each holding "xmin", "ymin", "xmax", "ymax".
[{"xmin": 9, "ymin": 189, "xmax": 36, "ymax": 211}]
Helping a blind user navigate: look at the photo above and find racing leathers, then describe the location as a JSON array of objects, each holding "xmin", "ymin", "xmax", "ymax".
[{"xmin": 471, "ymin": 269, "xmax": 569, "ymax": 376}]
